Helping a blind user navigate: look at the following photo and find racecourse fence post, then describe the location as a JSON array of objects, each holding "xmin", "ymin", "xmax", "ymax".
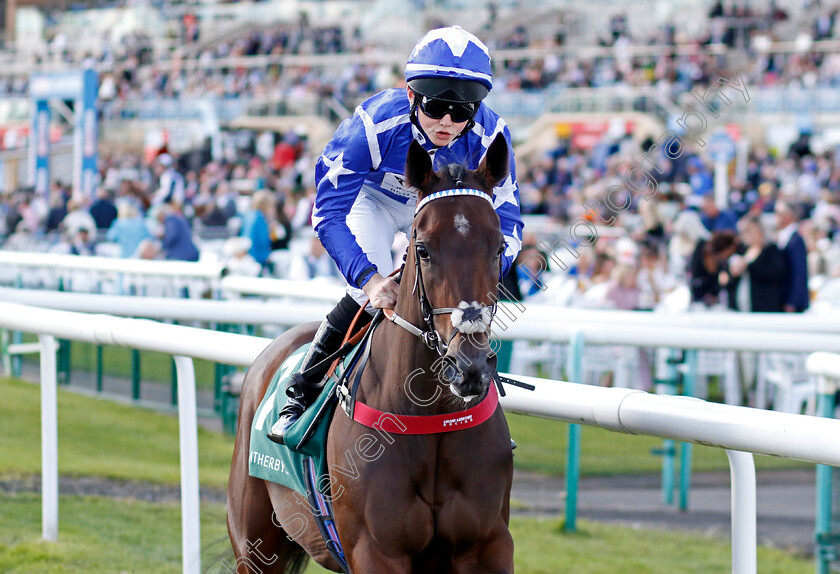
[
  {"xmin": 815, "ymin": 374, "xmax": 837, "ymax": 574},
  {"xmin": 12, "ymin": 329, "xmax": 22, "ymax": 378},
  {"xmin": 171, "ymin": 321, "xmax": 179, "ymax": 407},
  {"xmin": 39, "ymin": 334, "xmax": 58, "ymax": 542},
  {"xmin": 214, "ymin": 323, "xmax": 230, "ymax": 414},
  {"xmin": 655, "ymin": 348, "xmax": 681, "ymax": 506},
  {"xmin": 679, "ymin": 349, "xmax": 698, "ymax": 511},
  {"xmin": 96, "ymin": 345, "xmax": 104, "ymax": 393},
  {"xmin": 171, "ymin": 358, "xmax": 178, "ymax": 406},
  {"xmin": 564, "ymin": 329, "xmax": 585, "ymax": 532},
  {"xmin": 173, "ymin": 355, "xmax": 202, "ymax": 574},
  {"xmin": 660, "ymin": 439, "xmax": 676, "ymax": 505},
  {"xmin": 12, "ymin": 278, "xmax": 22, "ymax": 377},
  {"xmin": 58, "ymin": 340, "xmax": 72, "ymax": 386},
  {"xmin": 726, "ymin": 449, "xmax": 757, "ymax": 574},
  {"xmin": 131, "ymin": 349, "xmax": 141, "ymax": 401},
  {"xmin": 56, "ymin": 277, "xmax": 71, "ymax": 385},
  {"xmin": 1, "ymin": 329, "xmax": 10, "ymax": 375}
]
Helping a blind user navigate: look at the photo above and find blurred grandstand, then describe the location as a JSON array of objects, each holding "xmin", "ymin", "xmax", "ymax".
[
  {"xmin": 2, "ymin": 0, "xmax": 840, "ymax": 317},
  {"xmin": 5, "ymin": 6, "xmax": 840, "ymax": 570}
]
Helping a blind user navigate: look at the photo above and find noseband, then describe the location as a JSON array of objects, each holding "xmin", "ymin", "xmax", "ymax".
[{"xmin": 383, "ymin": 188, "xmax": 497, "ymax": 356}]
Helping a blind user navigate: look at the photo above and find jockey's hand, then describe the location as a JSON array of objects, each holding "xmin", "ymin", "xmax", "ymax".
[{"xmin": 362, "ymin": 273, "xmax": 399, "ymax": 310}]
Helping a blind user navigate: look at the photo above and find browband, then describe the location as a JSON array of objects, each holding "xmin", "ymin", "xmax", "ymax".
[{"xmin": 414, "ymin": 188, "xmax": 493, "ymax": 216}]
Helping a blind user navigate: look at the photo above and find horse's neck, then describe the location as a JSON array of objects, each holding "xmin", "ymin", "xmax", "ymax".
[{"xmin": 361, "ymin": 267, "xmax": 447, "ymax": 415}]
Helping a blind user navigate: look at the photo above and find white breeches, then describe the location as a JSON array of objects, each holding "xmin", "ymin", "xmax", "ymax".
[{"xmin": 344, "ymin": 187, "xmax": 415, "ymax": 307}]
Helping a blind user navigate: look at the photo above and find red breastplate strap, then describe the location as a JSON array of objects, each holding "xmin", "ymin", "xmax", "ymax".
[{"xmin": 350, "ymin": 384, "xmax": 499, "ymax": 435}]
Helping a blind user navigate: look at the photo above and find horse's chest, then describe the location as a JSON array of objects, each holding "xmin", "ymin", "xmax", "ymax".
[
  {"xmin": 409, "ymin": 451, "xmax": 510, "ymax": 543},
  {"xmin": 330, "ymin": 418, "xmax": 511, "ymax": 549}
]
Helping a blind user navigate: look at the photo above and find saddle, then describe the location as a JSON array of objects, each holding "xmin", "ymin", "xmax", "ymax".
[{"xmin": 248, "ymin": 318, "xmax": 377, "ymax": 574}]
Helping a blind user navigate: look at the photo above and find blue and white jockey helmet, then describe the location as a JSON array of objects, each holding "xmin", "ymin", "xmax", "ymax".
[{"xmin": 405, "ymin": 26, "xmax": 492, "ymax": 103}]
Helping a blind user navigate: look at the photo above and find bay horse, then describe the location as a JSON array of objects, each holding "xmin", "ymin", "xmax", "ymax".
[{"xmin": 228, "ymin": 133, "xmax": 514, "ymax": 573}]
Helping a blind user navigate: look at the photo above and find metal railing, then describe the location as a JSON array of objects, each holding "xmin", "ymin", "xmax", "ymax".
[
  {"xmin": 806, "ymin": 352, "xmax": 840, "ymax": 574},
  {"xmin": 5, "ymin": 299, "xmax": 840, "ymax": 573}
]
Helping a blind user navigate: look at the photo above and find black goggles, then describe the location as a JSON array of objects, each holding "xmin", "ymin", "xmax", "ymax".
[{"xmin": 416, "ymin": 95, "xmax": 478, "ymax": 123}]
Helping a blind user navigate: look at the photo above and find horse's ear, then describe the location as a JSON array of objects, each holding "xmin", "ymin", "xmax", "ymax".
[
  {"xmin": 405, "ymin": 140, "xmax": 436, "ymax": 194},
  {"xmin": 477, "ymin": 133, "xmax": 510, "ymax": 191}
]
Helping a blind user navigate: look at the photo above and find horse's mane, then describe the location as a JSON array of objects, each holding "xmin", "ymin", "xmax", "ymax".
[{"xmin": 442, "ymin": 164, "xmax": 468, "ymax": 188}]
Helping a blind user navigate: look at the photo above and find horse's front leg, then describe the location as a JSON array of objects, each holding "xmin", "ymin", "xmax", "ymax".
[{"xmin": 451, "ymin": 520, "xmax": 514, "ymax": 574}]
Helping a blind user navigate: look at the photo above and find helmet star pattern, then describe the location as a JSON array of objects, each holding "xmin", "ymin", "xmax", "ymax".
[
  {"xmin": 405, "ymin": 26, "xmax": 493, "ymax": 90},
  {"xmin": 409, "ymin": 26, "xmax": 484, "ymax": 60}
]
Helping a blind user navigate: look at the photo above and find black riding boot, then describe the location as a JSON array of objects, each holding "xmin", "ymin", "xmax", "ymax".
[{"xmin": 266, "ymin": 318, "xmax": 346, "ymax": 445}]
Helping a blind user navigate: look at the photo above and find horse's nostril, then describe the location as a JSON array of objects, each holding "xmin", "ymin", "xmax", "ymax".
[{"xmin": 441, "ymin": 358, "xmax": 464, "ymax": 386}]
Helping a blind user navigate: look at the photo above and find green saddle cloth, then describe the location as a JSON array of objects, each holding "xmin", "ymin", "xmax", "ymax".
[{"xmin": 248, "ymin": 342, "xmax": 360, "ymax": 495}]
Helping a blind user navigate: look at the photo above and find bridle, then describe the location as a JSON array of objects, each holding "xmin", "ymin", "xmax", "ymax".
[
  {"xmin": 382, "ymin": 188, "xmax": 498, "ymax": 357},
  {"xmin": 334, "ymin": 186, "xmax": 533, "ymax": 436}
]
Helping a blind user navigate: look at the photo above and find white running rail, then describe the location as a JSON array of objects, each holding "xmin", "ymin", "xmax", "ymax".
[{"xmin": 3, "ymin": 301, "xmax": 840, "ymax": 573}]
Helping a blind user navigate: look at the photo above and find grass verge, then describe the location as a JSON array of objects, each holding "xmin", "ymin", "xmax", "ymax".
[
  {"xmin": 0, "ymin": 377, "xmax": 234, "ymax": 488},
  {"xmin": 0, "ymin": 494, "xmax": 812, "ymax": 574},
  {"xmin": 1, "ymin": 376, "xmax": 808, "ymax": 483},
  {"xmin": 0, "ymin": 376, "xmax": 815, "ymax": 572}
]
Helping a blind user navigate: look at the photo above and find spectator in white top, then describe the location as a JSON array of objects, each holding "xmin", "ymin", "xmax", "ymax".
[
  {"xmin": 150, "ymin": 153, "xmax": 185, "ymax": 207},
  {"xmin": 637, "ymin": 241, "xmax": 676, "ymax": 309},
  {"xmin": 61, "ymin": 197, "xmax": 97, "ymax": 238},
  {"xmin": 222, "ymin": 236, "xmax": 262, "ymax": 277},
  {"xmin": 4, "ymin": 220, "xmax": 39, "ymax": 251},
  {"xmin": 668, "ymin": 210, "xmax": 710, "ymax": 280}
]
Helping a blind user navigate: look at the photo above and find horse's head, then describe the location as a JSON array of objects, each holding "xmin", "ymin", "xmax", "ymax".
[{"xmin": 402, "ymin": 132, "xmax": 510, "ymax": 401}]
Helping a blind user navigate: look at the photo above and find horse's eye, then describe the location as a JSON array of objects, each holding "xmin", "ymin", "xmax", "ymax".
[
  {"xmin": 416, "ymin": 245, "xmax": 430, "ymax": 261},
  {"xmin": 496, "ymin": 244, "xmax": 506, "ymax": 259}
]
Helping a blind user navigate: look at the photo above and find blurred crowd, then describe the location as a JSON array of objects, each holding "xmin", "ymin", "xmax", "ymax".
[
  {"xmin": 3, "ymin": 1, "xmax": 840, "ymax": 108},
  {"xmin": 510, "ymin": 122, "xmax": 840, "ymax": 315},
  {"xmin": 492, "ymin": 1, "xmax": 840, "ymax": 97},
  {"xmin": 1, "ymin": 18, "xmax": 381, "ymax": 111},
  {"xmin": 3, "ymin": 2, "xmax": 840, "ymax": 315},
  {"xmin": 3, "ymin": 117, "xmax": 840, "ymax": 318},
  {"xmin": 0, "ymin": 128, "xmax": 342, "ymax": 282},
  {"xmin": 93, "ymin": 21, "xmax": 367, "ymax": 105}
]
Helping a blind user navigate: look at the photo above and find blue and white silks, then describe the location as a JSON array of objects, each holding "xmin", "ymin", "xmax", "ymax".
[{"xmin": 312, "ymin": 88, "xmax": 524, "ymax": 290}]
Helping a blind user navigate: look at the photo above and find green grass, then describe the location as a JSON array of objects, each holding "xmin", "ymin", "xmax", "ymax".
[
  {"xmin": 0, "ymin": 495, "xmax": 812, "ymax": 574},
  {"xmin": 0, "ymin": 376, "xmax": 815, "ymax": 572},
  {"xmin": 507, "ymin": 518, "xmax": 811, "ymax": 574},
  {"xmin": 0, "ymin": 494, "xmax": 229, "ymax": 574},
  {"xmin": 0, "ymin": 377, "xmax": 234, "ymax": 488},
  {"xmin": 1, "ymin": 375, "xmax": 807, "ymax": 484}
]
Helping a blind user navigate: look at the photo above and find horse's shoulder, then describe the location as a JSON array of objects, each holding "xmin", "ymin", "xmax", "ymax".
[
  {"xmin": 244, "ymin": 322, "xmax": 320, "ymax": 401},
  {"xmin": 265, "ymin": 322, "xmax": 319, "ymax": 359}
]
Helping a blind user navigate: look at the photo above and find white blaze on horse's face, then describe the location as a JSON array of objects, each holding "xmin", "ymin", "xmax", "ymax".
[
  {"xmin": 450, "ymin": 301, "xmax": 493, "ymax": 334},
  {"xmin": 454, "ymin": 213, "xmax": 470, "ymax": 237}
]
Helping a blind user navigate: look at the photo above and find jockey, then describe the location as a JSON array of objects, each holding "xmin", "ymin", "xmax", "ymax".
[{"xmin": 268, "ymin": 25, "xmax": 524, "ymax": 445}]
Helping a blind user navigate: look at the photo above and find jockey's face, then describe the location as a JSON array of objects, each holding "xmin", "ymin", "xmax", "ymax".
[{"xmin": 407, "ymin": 88, "xmax": 470, "ymax": 147}]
